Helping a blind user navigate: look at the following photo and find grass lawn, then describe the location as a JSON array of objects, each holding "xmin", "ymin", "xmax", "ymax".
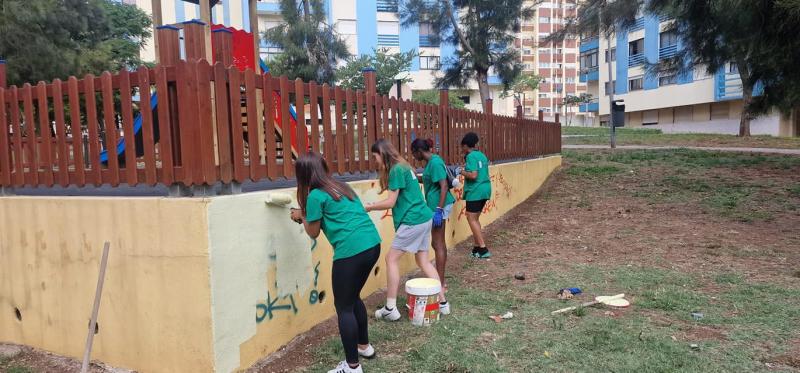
[
  {"xmin": 279, "ymin": 149, "xmax": 800, "ymax": 373},
  {"xmin": 562, "ymin": 126, "xmax": 800, "ymax": 149}
]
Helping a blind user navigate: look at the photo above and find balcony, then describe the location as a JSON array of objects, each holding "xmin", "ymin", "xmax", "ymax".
[
  {"xmin": 628, "ymin": 17, "xmax": 645, "ymax": 31},
  {"xmin": 579, "ymin": 67, "xmax": 599, "ymax": 82},
  {"xmin": 377, "ymin": 0, "xmax": 398, "ymax": 12},
  {"xmin": 377, "ymin": 34, "xmax": 400, "ymax": 47},
  {"xmin": 579, "ymin": 101, "xmax": 599, "ymax": 112},
  {"xmin": 419, "ymin": 35, "xmax": 439, "ymax": 47},
  {"xmin": 659, "ymin": 44, "xmax": 678, "ymax": 59},
  {"xmin": 579, "ymin": 37, "xmax": 599, "ymax": 53},
  {"xmin": 628, "ymin": 53, "xmax": 644, "ymax": 67},
  {"xmin": 715, "ymin": 70, "xmax": 743, "ymax": 101}
]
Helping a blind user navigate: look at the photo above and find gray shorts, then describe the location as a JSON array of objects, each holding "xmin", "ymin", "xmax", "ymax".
[{"xmin": 391, "ymin": 220, "xmax": 433, "ymax": 253}]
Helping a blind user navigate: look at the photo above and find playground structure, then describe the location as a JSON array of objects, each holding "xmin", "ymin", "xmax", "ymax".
[{"xmin": 0, "ymin": 5, "xmax": 563, "ymax": 373}]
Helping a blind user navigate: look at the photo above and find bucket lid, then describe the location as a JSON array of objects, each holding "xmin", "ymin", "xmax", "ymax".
[{"xmin": 405, "ymin": 278, "xmax": 441, "ymax": 296}]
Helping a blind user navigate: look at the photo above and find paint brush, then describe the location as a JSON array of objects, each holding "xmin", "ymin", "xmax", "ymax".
[{"xmin": 264, "ymin": 192, "xmax": 293, "ymax": 207}]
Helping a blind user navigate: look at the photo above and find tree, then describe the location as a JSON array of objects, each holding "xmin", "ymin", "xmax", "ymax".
[
  {"xmin": 335, "ymin": 48, "xmax": 417, "ymax": 95},
  {"xmin": 412, "ymin": 90, "xmax": 466, "ymax": 109},
  {"xmin": 547, "ymin": 0, "xmax": 641, "ymax": 146},
  {"xmin": 647, "ymin": 0, "xmax": 800, "ymax": 136},
  {"xmin": 400, "ymin": 0, "xmax": 535, "ymax": 112},
  {"xmin": 262, "ymin": 0, "xmax": 349, "ymax": 84},
  {"xmin": 562, "ymin": 93, "xmax": 593, "ymax": 126},
  {"xmin": 0, "ymin": 0, "xmax": 152, "ymax": 86},
  {"xmin": 499, "ymin": 72, "xmax": 542, "ymax": 114}
]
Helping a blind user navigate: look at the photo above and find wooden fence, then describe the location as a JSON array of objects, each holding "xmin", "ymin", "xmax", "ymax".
[{"xmin": 0, "ymin": 60, "xmax": 560, "ymax": 190}]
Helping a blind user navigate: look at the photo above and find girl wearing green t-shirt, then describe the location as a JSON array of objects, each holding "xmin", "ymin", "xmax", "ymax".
[
  {"xmin": 365, "ymin": 139, "xmax": 447, "ymax": 321},
  {"xmin": 410, "ymin": 138, "xmax": 455, "ymax": 314},
  {"xmin": 461, "ymin": 132, "xmax": 492, "ymax": 259},
  {"xmin": 290, "ymin": 152, "xmax": 380, "ymax": 373}
]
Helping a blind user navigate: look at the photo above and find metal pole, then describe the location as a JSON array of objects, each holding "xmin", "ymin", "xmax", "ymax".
[
  {"xmin": 601, "ymin": 8, "xmax": 617, "ymax": 148},
  {"xmin": 81, "ymin": 242, "xmax": 111, "ymax": 373}
]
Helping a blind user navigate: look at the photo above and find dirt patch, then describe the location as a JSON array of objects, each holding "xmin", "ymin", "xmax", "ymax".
[{"xmin": 0, "ymin": 343, "xmax": 131, "ymax": 373}]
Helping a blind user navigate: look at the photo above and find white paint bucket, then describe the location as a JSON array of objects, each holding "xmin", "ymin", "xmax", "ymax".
[{"xmin": 405, "ymin": 278, "xmax": 442, "ymax": 326}]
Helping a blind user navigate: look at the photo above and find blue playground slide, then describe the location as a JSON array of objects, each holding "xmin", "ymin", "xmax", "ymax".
[
  {"xmin": 99, "ymin": 60, "xmax": 298, "ymax": 164},
  {"xmin": 99, "ymin": 93, "xmax": 159, "ymax": 164}
]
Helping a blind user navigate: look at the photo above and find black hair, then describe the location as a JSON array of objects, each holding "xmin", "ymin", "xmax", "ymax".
[
  {"xmin": 461, "ymin": 132, "xmax": 479, "ymax": 148},
  {"xmin": 410, "ymin": 138, "xmax": 434, "ymax": 152}
]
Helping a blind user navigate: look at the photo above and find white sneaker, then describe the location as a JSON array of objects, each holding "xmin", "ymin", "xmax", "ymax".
[
  {"xmin": 439, "ymin": 302, "xmax": 451, "ymax": 315},
  {"xmin": 327, "ymin": 361, "xmax": 363, "ymax": 373},
  {"xmin": 374, "ymin": 306, "xmax": 401, "ymax": 321},
  {"xmin": 358, "ymin": 344, "xmax": 375, "ymax": 359}
]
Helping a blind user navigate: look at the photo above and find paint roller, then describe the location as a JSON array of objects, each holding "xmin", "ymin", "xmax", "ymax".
[{"xmin": 264, "ymin": 192, "xmax": 293, "ymax": 207}]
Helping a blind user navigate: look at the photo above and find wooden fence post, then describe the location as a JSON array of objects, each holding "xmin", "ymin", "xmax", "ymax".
[
  {"xmin": 362, "ymin": 67, "xmax": 377, "ymax": 154},
  {"xmin": 439, "ymin": 89, "xmax": 449, "ymax": 163},
  {"xmin": 156, "ymin": 26, "xmax": 183, "ymax": 181},
  {"xmin": 0, "ymin": 60, "xmax": 6, "ymax": 88},
  {"xmin": 516, "ymin": 105, "xmax": 523, "ymax": 118},
  {"xmin": 211, "ymin": 28, "xmax": 234, "ymax": 68},
  {"xmin": 485, "ymin": 98, "xmax": 493, "ymax": 160},
  {"xmin": 182, "ymin": 20, "xmax": 208, "ymax": 63}
]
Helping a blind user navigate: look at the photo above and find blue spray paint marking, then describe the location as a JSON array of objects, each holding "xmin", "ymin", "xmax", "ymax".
[
  {"xmin": 309, "ymin": 261, "xmax": 322, "ymax": 304},
  {"xmin": 313, "ymin": 261, "xmax": 321, "ymax": 286},
  {"xmin": 310, "ymin": 239, "xmax": 317, "ymax": 252},
  {"xmin": 256, "ymin": 292, "xmax": 297, "ymax": 322}
]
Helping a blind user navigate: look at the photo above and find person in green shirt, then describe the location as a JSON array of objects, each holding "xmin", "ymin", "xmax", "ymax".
[
  {"xmin": 411, "ymin": 138, "xmax": 455, "ymax": 315},
  {"xmin": 461, "ymin": 132, "xmax": 492, "ymax": 259},
  {"xmin": 365, "ymin": 139, "xmax": 448, "ymax": 321},
  {"xmin": 289, "ymin": 152, "xmax": 380, "ymax": 373}
]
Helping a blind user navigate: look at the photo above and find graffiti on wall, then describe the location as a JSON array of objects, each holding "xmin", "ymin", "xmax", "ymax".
[
  {"xmin": 255, "ymin": 232, "xmax": 326, "ymax": 324},
  {"xmin": 455, "ymin": 171, "xmax": 512, "ymax": 222}
]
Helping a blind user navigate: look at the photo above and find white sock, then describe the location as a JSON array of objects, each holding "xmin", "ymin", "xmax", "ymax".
[{"xmin": 386, "ymin": 298, "xmax": 396, "ymax": 309}]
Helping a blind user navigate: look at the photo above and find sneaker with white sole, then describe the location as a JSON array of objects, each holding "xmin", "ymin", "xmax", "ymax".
[
  {"xmin": 358, "ymin": 344, "xmax": 375, "ymax": 359},
  {"xmin": 327, "ymin": 361, "xmax": 363, "ymax": 373},
  {"xmin": 439, "ymin": 302, "xmax": 451, "ymax": 315},
  {"xmin": 374, "ymin": 306, "xmax": 401, "ymax": 321}
]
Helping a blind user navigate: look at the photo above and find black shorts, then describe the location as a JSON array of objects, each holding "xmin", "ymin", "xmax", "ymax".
[{"xmin": 465, "ymin": 199, "xmax": 488, "ymax": 213}]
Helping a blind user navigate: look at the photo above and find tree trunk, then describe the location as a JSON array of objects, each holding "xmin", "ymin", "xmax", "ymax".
[
  {"xmin": 736, "ymin": 60, "xmax": 752, "ymax": 137},
  {"xmin": 303, "ymin": 0, "xmax": 311, "ymax": 21},
  {"xmin": 476, "ymin": 70, "xmax": 491, "ymax": 112}
]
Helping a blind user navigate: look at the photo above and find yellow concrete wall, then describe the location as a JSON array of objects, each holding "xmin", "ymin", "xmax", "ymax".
[
  {"xmin": 658, "ymin": 108, "xmax": 674, "ymax": 124},
  {"xmin": 0, "ymin": 197, "xmax": 214, "ymax": 373},
  {"xmin": 0, "ymin": 156, "xmax": 561, "ymax": 373},
  {"xmin": 207, "ymin": 156, "xmax": 562, "ymax": 372},
  {"xmin": 693, "ymin": 103, "xmax": 711, "ymax": 122}
]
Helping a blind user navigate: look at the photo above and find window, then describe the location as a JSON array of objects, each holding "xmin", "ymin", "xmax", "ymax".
[
  {"xmin": 419, "ymin": 23, "xmax": 435, "ymax": 36},
  {"xmin": 539, "ymin": 48, "xmax": 551, "ymax": 54},
  {"xmin": 539, "ymin": 62, "xmax": 551, "ymax": 68},
  {"xmin": 260, "ymin": 46, "xmax": 283, "ymax": 62},
  {"xmin": 629, "ymin": 38, "xmax": 644, "ymax": 55},
  {"xmin": 556, "ymin": 48, "xmax": 563, "ymax": 55},
  {"xmin": 659, "ymin": 74, "xmax": 677, "ymax": 86},
  {"xmin": 420, "ymin": 56, "xmax": 440, "ymax": 70},
  {"xmin": 523, "ymin": 48, "xmax": 532, "ymax": 55},
  {"xmin": 659, "ymin": 31, "xmax": 678, "ymax": 48},
  {"xmin": 580, "ymin": 52, "xmax": 598, "ymax": 69},
  {"xmin": 458, "ymin": 95, "xmax": 470, "ymax": 104},
  {"xmin": 539, "ymin": 17, "xmax": 551, "ymax": 23},
  {"xmin": 566, "ymin": 77, "xmax": 576, "ymax": 83},
  {"xmin": 538, "ymin": 32, "xmax": 550, "ymax": 39},
  {"xmin": 604, "ymin": 81, "xmax": 616, "ymax": 95},
  {"xmin": 538, "ymin": 93, "xmax": 548, "ymax": 98},
  {"xmin": 376, "ymin": 0, "xmax": 398, "ymax": 12},
  {"xmin": 525, "ymin": 107, "xmax": 532, "ymax": 113},
  {"xmin": 337, "ymin": 20, "xmax": 357, "ymax": 35},
  {"xmin": 605, "ymin": 47, "xmax": 616, "ymax": 62},
  {"xmin": 629, "ymin": 76, "xmax": 643, "ymax": 91},
  {"xmin": 523, "ymin": 63, "xmax": 533, "ymax": 70},
  {"xmin": 728, "ymin": 63, "xmax": 739, "ymax": 73}
]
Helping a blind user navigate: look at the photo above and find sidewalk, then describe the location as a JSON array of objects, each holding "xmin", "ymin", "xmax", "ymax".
[{"xmin": 563, "ymin": 144, "xmax": 800, "ymax": 155}]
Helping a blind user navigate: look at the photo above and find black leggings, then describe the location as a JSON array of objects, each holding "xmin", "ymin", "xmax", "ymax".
[{"xmin": 332, "ymin": 244, "xmax": 380, "ymax": 364}]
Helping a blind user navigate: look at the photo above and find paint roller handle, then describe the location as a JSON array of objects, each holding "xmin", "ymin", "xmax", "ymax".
[{"xmin": 289, "ymin": 208, "xmax": 303, "ymax": 224}]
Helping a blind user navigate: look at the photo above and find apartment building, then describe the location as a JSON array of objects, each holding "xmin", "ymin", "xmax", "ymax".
[
  {"xmin": 578, "ymin": 15, "xmax": 795, "ymax": 135},
  {"xmin": 128, "ymin": 0, "xmax": 527, "ymax": 115},
  {"xmin": 518, "ymin": 0, "xmax": 589, "ymax": 123}
]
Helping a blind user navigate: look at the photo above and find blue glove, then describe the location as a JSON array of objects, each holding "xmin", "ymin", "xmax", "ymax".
[{"xmin": 432, "ymin": 207, "xmax": 444, "ymax": 228}]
